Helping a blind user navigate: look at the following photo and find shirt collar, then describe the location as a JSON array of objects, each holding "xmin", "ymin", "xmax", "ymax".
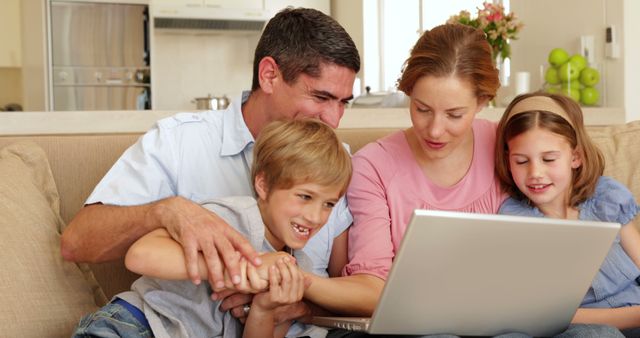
[{"xmin": 220, "ymin": 91, "xmax": 255, "ymax": 157}]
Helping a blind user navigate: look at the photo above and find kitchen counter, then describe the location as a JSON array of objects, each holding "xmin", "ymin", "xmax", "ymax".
[{"xmin": 0, "ymin": 106, "xmax": 627, "ymax": 136}]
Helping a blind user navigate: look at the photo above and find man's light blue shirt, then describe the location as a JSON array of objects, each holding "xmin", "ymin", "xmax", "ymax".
[{"xmin": 87, "ymin": 92, "xmax": 352, "ymax": 278}]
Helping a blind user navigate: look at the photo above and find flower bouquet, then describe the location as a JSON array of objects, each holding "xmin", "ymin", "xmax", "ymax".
[{"xmin": 447, "ymin": 2, "xmax": 523, "ymax": 61}]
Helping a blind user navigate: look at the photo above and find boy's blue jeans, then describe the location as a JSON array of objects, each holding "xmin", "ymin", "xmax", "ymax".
[{"xmin": 72, "ymin": 299, "xmax": 153, "ymax": 338}]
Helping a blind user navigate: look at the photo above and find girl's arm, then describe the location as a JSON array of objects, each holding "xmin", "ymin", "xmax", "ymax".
[
  {"xmin": 620, "ymin": 219, "xmax": 640, "ymax": 269},
  {"xmin": 573, "ymin": 306, "xmax": 640, "ymax": 329},
  {"xmin": 125, "ymin": 228, "xmax": 289, "ymax": 291}
]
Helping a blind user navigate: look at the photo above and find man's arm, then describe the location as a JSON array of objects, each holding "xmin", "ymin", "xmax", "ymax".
[{"xmin": 61, "ymin": 196, "xmax": 261, "ymax": 288}]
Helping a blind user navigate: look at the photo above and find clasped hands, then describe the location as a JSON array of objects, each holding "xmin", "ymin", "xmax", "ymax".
[{"xmin": 213, "ymin": 251, "xmax": 312, "ymax": 324}]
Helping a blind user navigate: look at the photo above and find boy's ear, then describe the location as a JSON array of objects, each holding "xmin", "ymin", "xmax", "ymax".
[
  {"xmin": 257, "ymin": 56, "xmax": 279, "ymax": 94},
  {"xmin": 571, "ymin": 148, "xmax": 583, "ymax": 169},
  {"xmin": 254, "ymin": 172, "xmax": 269, "ymax": 200}
]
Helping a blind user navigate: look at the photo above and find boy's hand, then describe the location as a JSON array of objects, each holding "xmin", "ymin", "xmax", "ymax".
[
  {"xmin": 212, "ymin": 251, "xmax": 295, "ymax": 294},
  {"xmin": 250, "ymin": 258, "xmax": 307, "ymax": 314}
]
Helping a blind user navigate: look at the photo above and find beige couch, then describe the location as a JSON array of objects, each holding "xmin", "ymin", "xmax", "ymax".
[{"xmin": 1, "ymin": 121, "xmax": 639, "ymax": 337}]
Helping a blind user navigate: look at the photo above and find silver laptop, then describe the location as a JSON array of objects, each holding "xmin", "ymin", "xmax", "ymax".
[{"xmin": 312, "ymin": 209, "xmax": 620, "ymax": 337}]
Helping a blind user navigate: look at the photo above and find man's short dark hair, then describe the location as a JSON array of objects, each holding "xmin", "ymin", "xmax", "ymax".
[{"xmin": 251, "ymin": 7, "xmax": 360, "ymax": 90}]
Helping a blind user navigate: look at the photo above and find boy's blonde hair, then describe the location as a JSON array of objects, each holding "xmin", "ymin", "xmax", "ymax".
[
  {"xmin": 251, "ymin": 119, "xmax": 352, "ymax": 196},
  {"xmin": 495, "ymin": 92, "xmax": 605, "ymax": 207}
]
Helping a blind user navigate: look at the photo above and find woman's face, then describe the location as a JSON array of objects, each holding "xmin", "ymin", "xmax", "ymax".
[{"xmin": 408, "ymin": 75, "xmax": 486, "ymax": 161}]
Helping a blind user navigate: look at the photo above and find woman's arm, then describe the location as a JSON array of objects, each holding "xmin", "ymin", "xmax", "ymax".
[
  {"xmin": 303, "ymin": 272, "xmax": 385, "ymax": 316},
  {"xmin": 328, "ymin": 229, "xmax": 349, "ymax": 278},
  {"xmin": 299, "ymin": 145, "xmax": 397, "ymax": 316},
  {"xmin": 573, "ymin": 306, "xmax": 640, "ymax": 329}
]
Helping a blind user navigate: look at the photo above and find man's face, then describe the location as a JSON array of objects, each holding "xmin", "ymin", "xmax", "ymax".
[{"xmin": 270, "ymin": 63, "xmax": 356, "ymax": 128}]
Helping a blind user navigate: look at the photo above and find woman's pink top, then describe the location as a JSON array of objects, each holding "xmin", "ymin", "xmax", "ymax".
[{"xmin": 344, "ymin": 119, "xmax": 506, "ymax": 280}]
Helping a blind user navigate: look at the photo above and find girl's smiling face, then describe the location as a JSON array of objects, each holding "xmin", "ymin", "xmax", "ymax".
[{"xmin": 507, "ymin": 127, "xmax": 582, "ymax": 217}]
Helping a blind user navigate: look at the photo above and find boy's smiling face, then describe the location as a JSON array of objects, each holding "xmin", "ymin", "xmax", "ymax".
[{"xmin": 255, "ymin": 175, "xmax": 342, "ymax": 251}]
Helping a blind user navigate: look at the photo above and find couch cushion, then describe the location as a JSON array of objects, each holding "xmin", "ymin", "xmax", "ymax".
[
  {"xmin": 587, "ymin": 121, "xmax": 640, "ymax": 206},
  {"xmin": 0, "ymin": 142, "xmax": 103, "ymax": 337}
]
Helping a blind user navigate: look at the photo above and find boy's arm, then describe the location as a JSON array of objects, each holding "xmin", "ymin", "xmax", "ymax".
[
  {"xmin": 126, "ymin": 232, "xmax": 290, "ymax": 291},
  {"xmin": 125, "ymin": 228, "xmax": 212, "ymax": 281},
  {"xmin": 573, "ymin": 306, "xmax": 640, "ymax": 329},
  {"xmin": 63, "ymin": 197, "xmax": 261, "ymax": 289}
]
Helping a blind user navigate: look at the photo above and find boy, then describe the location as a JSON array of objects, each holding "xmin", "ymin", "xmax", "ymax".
[{"xmin": 72, "ymin": 119, "xmax": 352, "ymax": 338}]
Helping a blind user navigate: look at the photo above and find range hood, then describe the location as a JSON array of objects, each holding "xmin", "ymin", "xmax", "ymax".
[{"xmin": 151, "ymin": 4, "xmax": 267, "ymax": 32}]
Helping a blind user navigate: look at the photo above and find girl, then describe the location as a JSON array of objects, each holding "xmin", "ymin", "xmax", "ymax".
[{"xmin": 496, "ymin": 92, "xmax": 640, "ymax": 336}]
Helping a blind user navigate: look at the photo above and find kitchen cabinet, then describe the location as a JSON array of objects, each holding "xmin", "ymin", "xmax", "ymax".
[
  {"xmin": 0, "ymin": 0, "xmax": 22, "ymax": 67},
  {"xmin": 266, "ymin": 0, "xmax": 330, "ymax": 15},
  {"xmin": 205, "ymin": 0, "xmax": 262, "ymax": 10},
  {"xmin": 153, "ymin": 0, "xmax": 262, "ymax": 10}
]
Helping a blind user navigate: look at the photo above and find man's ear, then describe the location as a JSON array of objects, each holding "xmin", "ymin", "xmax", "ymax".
[
  {"xmin": 257, "ymin": 56, "xmax": 279, "ymax": 94},
  {"xmin": 254, "ymin": 172, "xmax": 269, "ymax": 200},
  {"xmin": 571, "ymin": 148, "xmax": 583, "ymax": 169}
]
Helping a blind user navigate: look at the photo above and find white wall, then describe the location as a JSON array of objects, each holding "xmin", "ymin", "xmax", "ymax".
[
  {"xmin": 624, "ymin": 0, "xmax": 640, "ymax": 121},
  {"xmin": 331, "ymin": 0, "xmax": 365, "ymax": 94},
  {"xmin": 152, "ymin": 1, "xmax": 332, "ymax": 111},
  {"xmin": 152, "ymin": 30, "xmax": 257, "ymax": 110}
]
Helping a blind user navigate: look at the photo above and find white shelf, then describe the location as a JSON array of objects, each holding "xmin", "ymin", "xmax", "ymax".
[{"xmin": 0, "ymin": 106, "xmax": 627, "ymax": 136}]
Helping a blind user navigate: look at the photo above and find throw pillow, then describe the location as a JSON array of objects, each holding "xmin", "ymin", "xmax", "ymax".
[{"xmin": 0, "ymin": 142, "xmax": 100, "ymax": 337}]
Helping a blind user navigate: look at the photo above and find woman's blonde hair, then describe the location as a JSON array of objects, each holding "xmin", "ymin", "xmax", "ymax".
[
  {"xmin": 495, "ymin": 92, "xmax": 604, "ymax": 207},
  {"xmin": 251, "ymin": 119, "xmax": 352, "ymax": 196}
]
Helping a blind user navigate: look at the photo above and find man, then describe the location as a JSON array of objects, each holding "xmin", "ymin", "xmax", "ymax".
[{"xmin": 61, "ymin": 6, "xmax": 359, "ymax": 332}]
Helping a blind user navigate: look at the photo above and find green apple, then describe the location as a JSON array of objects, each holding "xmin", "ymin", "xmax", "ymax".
[
  {"xmin": 546, "ymin": 85, "xmax": 561, "ymax": 94},
  {"xmin": 562, "ymin": 79, "xmax": 582, "ymax": 90},
  {"xmin": 548, "ymin": 48, "xmax": 570, "ymax": 67},
  {"xmin": 580, "ymin": 87, "xmax": 599, "ymax": 105},
  {"xmin": 545, "ymin": 67, "xmax": 560, "ymax": 85},
  {"xmin": 579, "ymin": 67, "xmax": 600, "ymax": 87},
  {"xmin": 558, "ymin": 62, "xmax": 580, "ymax": 82},
  {"xmin": 568, "ymin": 54, "xmax": 587, "ymax": 72},
  {"xmin": 561, "ymin": 86, "xmax": 580, "ymax": 102}
]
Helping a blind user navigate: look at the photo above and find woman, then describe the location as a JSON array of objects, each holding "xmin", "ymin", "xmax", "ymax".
[{"xmin": 303, "ymin": 22, "xmax": 503, "ymax": 316}]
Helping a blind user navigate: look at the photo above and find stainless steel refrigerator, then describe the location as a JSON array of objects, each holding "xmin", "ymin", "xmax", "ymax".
[{"xmin": 50, "ymin": 1, "xmax": 150, "ymax": 111}]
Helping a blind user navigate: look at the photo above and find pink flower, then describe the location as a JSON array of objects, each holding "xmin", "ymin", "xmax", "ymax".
[{"xmin": 449, "ymin": 1, "xmax": 523, "ymax": 59}]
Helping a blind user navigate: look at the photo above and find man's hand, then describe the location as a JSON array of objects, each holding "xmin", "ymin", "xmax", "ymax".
[{"xmin": 147, "ymin": 196, "xmax": 261, "ymax": 288}]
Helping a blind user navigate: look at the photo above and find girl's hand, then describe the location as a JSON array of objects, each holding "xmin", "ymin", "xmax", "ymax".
[{"xmin": 250, "ymin": 257, "xmax": 306, "ymax": 313}]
